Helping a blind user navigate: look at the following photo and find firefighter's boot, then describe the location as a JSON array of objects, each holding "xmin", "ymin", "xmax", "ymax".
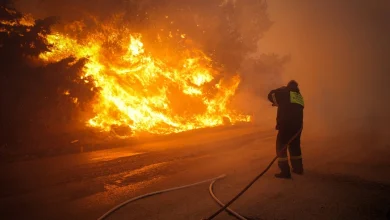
[{"xmin": 291, "ymin": 158, "xmax": 304, "ymax": 175}]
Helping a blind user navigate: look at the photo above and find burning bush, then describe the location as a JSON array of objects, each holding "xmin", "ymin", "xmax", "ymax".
[{"xmin": 0, "ymin": 0, "xmax": 287, "ymax": 155}]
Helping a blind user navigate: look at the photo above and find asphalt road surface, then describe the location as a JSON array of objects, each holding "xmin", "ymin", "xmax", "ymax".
[{"xmin": 1, "ymin": 125, "xmax": 390, "ymax": 220}]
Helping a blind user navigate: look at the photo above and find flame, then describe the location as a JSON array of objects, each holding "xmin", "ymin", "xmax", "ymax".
[
  {"xmin": 0, "ymin": 9, "xmax": 35, "ymax": 27},
  {"xmin": 38, "ymin": 19, "xmax": 250, "ymax": 136}
]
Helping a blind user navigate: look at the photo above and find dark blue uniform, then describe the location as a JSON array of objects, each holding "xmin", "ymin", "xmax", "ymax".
[{"xmin": 268, "ymin": 82, "xmax": 304, "ymax": 177}]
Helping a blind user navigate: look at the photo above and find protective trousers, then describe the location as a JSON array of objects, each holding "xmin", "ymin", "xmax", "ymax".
[{"xmin": 276, "ymin": 125, "xmax": 303, "ymax": 175}]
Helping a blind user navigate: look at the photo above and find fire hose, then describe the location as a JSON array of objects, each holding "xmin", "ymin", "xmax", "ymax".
[
  {"xmin": 97, "ymin": 128, "xmax": 302, "ymax": 220},
  {"xmin": 204, "ymin": 127, "xmax": 303, "ymax": 219},
  {"xmin": 97, "ymin": 175, "xmax": 227, "ymax": 220}
]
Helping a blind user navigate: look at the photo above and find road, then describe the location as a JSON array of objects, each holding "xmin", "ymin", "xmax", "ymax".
[{"xmin": 1, "ymin": 125, "xmax": 389, "ymax": 220}]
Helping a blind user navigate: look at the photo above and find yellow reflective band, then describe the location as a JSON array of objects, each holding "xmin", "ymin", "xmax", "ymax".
[
  {"xmin": 278, "ymin": 157, "xmax": 289, "ymax": 162},
  {"xmin": 290, "ymin": 91, "xmax": 304, "ymax": 107},
  {"xmin": 290, "ymin": 155, "xmax": 302, "ymax": 160},
  {"xmin": 272, "ymin": 93, "xmax": 278, "ymax": 106}
]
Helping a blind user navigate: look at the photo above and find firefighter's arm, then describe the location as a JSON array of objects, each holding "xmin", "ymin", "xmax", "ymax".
[
  {"xmin": 267, "ymin": 90, "xmax": 276, "ymax": 105},
  {"xmin": 267, "ymin": 87, "xmax": 285, "ymax": 106}
]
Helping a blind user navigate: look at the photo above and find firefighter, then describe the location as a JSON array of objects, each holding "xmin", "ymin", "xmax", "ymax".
[{"xmin": 268, "ymin": 80, "xmax": 304, "ymax": 179}]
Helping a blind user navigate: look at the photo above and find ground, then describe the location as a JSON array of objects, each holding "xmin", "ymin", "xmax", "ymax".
[{"xmin": 1, "ymin": 125, "xmax": 389, "ymax": 220}]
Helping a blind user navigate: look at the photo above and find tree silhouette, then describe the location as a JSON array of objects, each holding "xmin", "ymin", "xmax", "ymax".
[{"xmin": 0, "ymin": 4, "xmax": 96, "ymax": 152}]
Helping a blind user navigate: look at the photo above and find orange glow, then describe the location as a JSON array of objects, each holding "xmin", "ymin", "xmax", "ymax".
[
  {"xmin": 38, "ymin": 17, "xmax": 250, "ymax": 136},
  {"xmin": 0, "ymin": 11, "xmax": 35, "ymax": 27}
]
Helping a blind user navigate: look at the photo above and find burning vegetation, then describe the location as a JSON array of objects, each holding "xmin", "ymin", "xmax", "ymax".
[
  {"xmin": 1, "ymin": 0, "xmax": 286, "ymax": 155},
  {"xmin": 39, "ymin": 21, "xmax": 250, "ymax": 135}
]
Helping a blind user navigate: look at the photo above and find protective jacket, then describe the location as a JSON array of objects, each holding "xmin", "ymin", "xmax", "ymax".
[{"xmin": 267, "ymin": 85, "xmax": 304, "ymax": 129}]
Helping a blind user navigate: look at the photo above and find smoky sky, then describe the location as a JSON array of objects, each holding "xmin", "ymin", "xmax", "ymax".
[
  {"xmin": 14, "ymin": 0, "xmax": 125, "ymax": 20},
  {"xmin": 14, "ymin": 0, "xmax": 271, "ymax": 70},
  {"xmin": 260, "ymin": 0, "xmax": 390, "ymax": 135}
]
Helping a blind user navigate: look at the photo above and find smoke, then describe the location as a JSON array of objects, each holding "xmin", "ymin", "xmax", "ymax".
[
  {"xmin": 259, "ymin": 0, "xmax": 390, "ymax": 137},
  {"xmin": 13, "ymin": 0, "xmax": 126, "ymax": 20},
  {"xmin": 13, "ymin": 0, "xmax": 272, "ymax": 68}
]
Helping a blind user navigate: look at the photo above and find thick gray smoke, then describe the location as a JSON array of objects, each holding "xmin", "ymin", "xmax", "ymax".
[{"xmin": 260, "ymin": 0, "xmax": 390, "ymax": 137}]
